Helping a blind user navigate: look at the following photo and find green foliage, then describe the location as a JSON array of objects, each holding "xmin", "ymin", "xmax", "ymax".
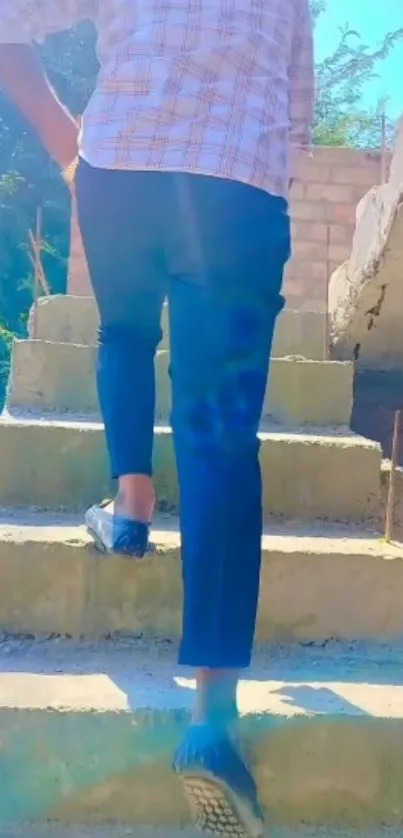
[
  {"xmin": 312, "ymin": 2, "xmax": 403, "ymax": 147},
  {"xmin": 0, "ymin": 322, "xmax": 13, "ymax": 408},
  {"xmin": 0, "ymin": 22, "xmax": 97, "ymax": 329}
]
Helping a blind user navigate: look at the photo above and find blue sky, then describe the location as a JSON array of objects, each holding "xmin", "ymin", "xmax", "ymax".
[{"xmin": 315, "ymin": 0, "xmax": 402, "ymax": 116}]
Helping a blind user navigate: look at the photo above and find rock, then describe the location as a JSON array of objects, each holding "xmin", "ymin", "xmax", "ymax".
[{"xmin": 329, "ymin": 114, "xmax": 403, "ymax": 371}]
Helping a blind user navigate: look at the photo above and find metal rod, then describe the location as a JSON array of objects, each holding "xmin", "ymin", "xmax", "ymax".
[{"xmin": 385, "ymin": 409, "xmax": 402, "ymax": 542}]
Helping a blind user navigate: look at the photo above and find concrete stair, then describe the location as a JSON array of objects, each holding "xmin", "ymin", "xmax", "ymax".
[
  {"xmin": 3, "ymin": 296, "xmax": 381, "ymax": 522},
  {"xmin": 28, "ymin": 295, "xmax": 329, "ymax": 358},
  {"xmin": 0, "ymin": 830, "xmax": 397, "ymax": 838},
  {"xmin": 8, "ymin": 339, "xmax": 353, "ymax": 426},
  {"xmin": 1, "ymin": 511, "xmax": 402, "ymax": 641},
  {"xmin": 0, "ymin": 831, "xmax": 397, "ymax": 838},
  {"xmin": 1, "ymin": 294, "xmax": 403, "ymax": 833},
  {"xmin": 0, "ymin": 415, "xmax": 381, "ymax": 520},
  {"xmin": 0, "ymin": 638, "xmax": 402, "ymax": 829}
]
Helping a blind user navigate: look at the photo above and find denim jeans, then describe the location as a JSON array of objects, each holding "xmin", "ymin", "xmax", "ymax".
[{"xmin": 75, "ymin": 161, "xmax": 291, "ymax": 668}]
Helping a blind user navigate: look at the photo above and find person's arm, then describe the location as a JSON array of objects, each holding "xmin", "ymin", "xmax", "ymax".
[
  {"xmin": 0, "ymin": 44, "xmax": 79, "ymax": 169},
  {"xmin": 288, "ymin": 0, "xmax": 315, "ymax": 182},
  {"xmin": 0, "ymin": 2, "xmax": 96, "ymax": 170}
]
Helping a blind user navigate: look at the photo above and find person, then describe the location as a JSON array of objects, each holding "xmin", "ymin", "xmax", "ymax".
[{"xmin": 0, "ymin": 2, "xmax": 314, "ymax": 835}]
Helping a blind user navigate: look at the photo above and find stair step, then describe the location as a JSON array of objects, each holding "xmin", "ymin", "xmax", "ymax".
[
  {"xmin": 0, "ymin": 510, "xmax": 401, "ymax": 640},
  {"xmin": 8, "ymin": 339, "xmax": 353, "ymax": 426},
  {"xmin": 0, "ymin": 831, "xmax": 396, "ymax": 838},
  {"xmin": 7, "ymin": 341, "xmax": 171, "ymax": 421},
  {"xmin": 0, "ymin": 638, "xmax": 402, "ymax": 827},
  {"xmin": 29, "ymin": 296, "xmax": 328, "ymax": 360},
  {"xmin": 0, "ymin": 415, "xmax": 381, "ymax": 520}
]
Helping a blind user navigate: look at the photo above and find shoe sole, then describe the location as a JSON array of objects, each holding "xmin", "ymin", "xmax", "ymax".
[
  {"xmin": 178, "ymin": 771, "xmax": 264, "ymax": 838},
  {"xmin": 86, "ymin": 524, "xmax": 108, "ymax": 554}
]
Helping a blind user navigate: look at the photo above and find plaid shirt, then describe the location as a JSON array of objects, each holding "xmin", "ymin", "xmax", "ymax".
[{"xmin": 1, "ymin": 0, "xmax": 314, "ymax": 198}]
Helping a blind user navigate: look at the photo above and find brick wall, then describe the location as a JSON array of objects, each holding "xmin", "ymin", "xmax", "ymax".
[
  {"xmin": 285, "ymin": 147, "xmax": 390, "ymax": 311},
  {"xmin": 68, "ymin": 146, "xmax": 390, "ymax": 309}
]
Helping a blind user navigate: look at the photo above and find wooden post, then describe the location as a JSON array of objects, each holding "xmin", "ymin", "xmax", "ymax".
[
  {"xmin": 28, "ymin": 231, "xmax": 50, "ymax": 296},
  {"xmin": 385, "ymin": 409, "xmax": 402, "ymax": 542}
]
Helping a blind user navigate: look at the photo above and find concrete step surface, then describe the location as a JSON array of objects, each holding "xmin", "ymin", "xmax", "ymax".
[
  {"xmin": 0, "ymin": 509, "xmax": 402, "ymax": 641},
  {"xmin": 8, "ymin": 339, "xmax": 353, "ymax": 426},
  {"xmin": 29, "ymin": 295, "xmax": 328, "ymax": 360},
  {"xmin": 0, "ymin": 638, "xmax": 402, "ymax": 827},
  {"xmin": 0, "ymin": 828, "xmax": 398, "ymax": 838},
  {"xmin": 0, "ymin": 414, "xmax": 381, "ymax": 521}
]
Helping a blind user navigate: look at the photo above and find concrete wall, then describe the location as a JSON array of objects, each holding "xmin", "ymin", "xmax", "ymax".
[{"xmin": 68, "ymin": 147, "xmax": 389, "ymax": 308}]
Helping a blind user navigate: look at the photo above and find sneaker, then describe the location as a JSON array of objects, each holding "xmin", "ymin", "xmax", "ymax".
[
  {"xmin": 85, "ymin": 500, "xmax": 150, "ymax": 557},
  {"xmin": 173, "ymin": 725, "xmax": 264, "ymax": 838}
]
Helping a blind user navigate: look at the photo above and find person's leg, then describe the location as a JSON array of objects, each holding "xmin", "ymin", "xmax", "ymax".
[
  {"xmin": 75, "ymin": 161, "xmax": 167, "ymax": 555},
  {"xmin": 166, "ymin": 174, "xmax": 290, "ymax": 835}
]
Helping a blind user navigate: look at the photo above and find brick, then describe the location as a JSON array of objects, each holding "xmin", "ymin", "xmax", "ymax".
[
  {"xmin": 314, "ymin": 148, "xmax": 363, "ymax": 165},
  {"xmin": 311, "ymin": 262, "xmax": 328, "ymax": 282},
  {"xmin": 306, "ymin": 184, "xmax": 354, "ymax": 204},
  {"xmin": 292, "ymin": 201, "xmax": 327, "ymax": 222},
  {"xmin": 328, "ymin": 244, "xmax": 352, "ymax": 264},
  {"xmin": 317, "ymin": 147, "xmax": 384, "ymax": 168},
  {"xmin": 290, "ymin": 221, "xmax": 298, "ymax": 241},
  {"xmin": 285, "ymin": 260, "xmax": 315, "ymax": 282},
  {"xmin": 290, "ymin": 182, "xmax": 305, "ymax": 200},
  {"xmin": 291, "ymin": 201, "xmax": 315, "ymax": 221},
  {"xmin": 283, "ymin": 280, "xmax": 307, "ymax": 301},
  {"xmin": 284, "ymin": 266, "xmax": 310, "ymax": 285},
  {"xmin": 301, "ymin": 163, "xmax": 331, "ymax": 183},
  {"xmin": 284, "ymin": 275, "xmax": 313, "ymax": 298},
  {"xmin": 330, "ymin": 224, "xmax": 354, "ymax": 244},
  {"xmin": 293, "ymin": 221, "xmax": 329, "ymax": 243},
  {"xmin": 331, "ymin": 166, "xmax": 381, "ymax": 187},
  {"xmin": 329, "ymin": 203, "xmax": 356, "ymax": 224},
  {"xmin": 293, "ymin": 240, "xmax": 329, "ymax": 261}
]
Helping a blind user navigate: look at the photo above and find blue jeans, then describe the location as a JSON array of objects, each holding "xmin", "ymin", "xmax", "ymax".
[{"xmin": 76, "ymin": 161, "xmax": 290, "ymax": 668}]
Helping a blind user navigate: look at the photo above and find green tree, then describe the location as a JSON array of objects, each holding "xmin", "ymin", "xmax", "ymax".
[
  {"xmin": 0, "ymin": 23, "xmax": 98, "ymax": 316},
  {"xmin": 312, "ymin": 1, "xmax": 403, "ymax": 147}
]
